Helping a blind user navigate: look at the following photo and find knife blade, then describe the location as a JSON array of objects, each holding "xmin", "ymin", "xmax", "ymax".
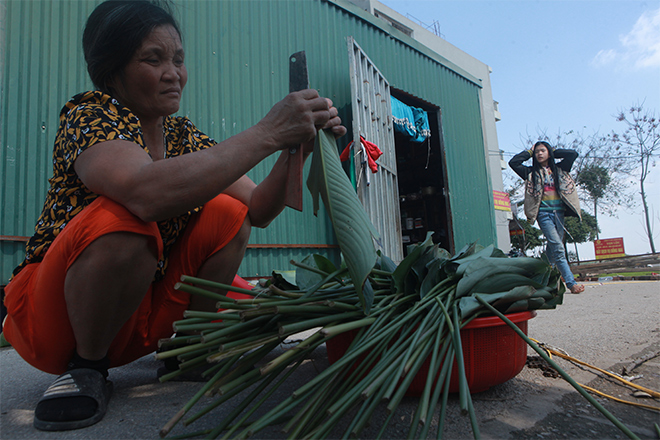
[{"xmin": 284, "ymin": 51, "xmax": 309, "ymax": 211}]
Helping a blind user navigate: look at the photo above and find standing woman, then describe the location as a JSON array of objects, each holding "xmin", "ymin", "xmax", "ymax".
[
  {"xmin": 509, "ymin": 141, "xmax": 585, "ymax": 294},
  {"xmin": 2, "ymin": 0, "xmax": 346, "ymax": 431}
]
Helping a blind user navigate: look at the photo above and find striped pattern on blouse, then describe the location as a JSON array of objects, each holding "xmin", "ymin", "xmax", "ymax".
[{"xmin": 539, "ymin": 167, "xmax": 564, "ymax": 212}]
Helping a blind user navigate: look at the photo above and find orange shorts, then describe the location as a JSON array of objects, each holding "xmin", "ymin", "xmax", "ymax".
[{"xmin": 3, "ymin": 195, "xmax": 248, "ymax": 374}]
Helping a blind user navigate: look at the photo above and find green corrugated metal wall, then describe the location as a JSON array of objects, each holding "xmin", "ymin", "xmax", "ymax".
[{"xmin": 0, "ymin": 0, "xmax": 495, "ymax": 283}]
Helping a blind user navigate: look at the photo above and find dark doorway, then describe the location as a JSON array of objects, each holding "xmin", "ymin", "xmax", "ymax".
[{"xmin": 392, "ymin": 91, "xmax": 452, "ymax": 255}]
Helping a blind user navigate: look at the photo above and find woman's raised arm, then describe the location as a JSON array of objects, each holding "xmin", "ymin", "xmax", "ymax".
[{"xmin": 75, "ymin": 90, "xmax": 334, "ymax": 222}]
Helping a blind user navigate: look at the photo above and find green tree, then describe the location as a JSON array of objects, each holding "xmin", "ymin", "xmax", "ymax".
[
  {"xmin": 576, "ymin": 165, "xmax": 609, "ymax": 238},
  {"xmin": 564, "ymin": 210, "xmax": 600, "ymax": 261},
  {"xmin": 612, "ymin": 104, "xmax": 659, "ymax": 254},
  {"xmin": 509, "ymin": 217, "xmax": 543, "ymax": 255}
]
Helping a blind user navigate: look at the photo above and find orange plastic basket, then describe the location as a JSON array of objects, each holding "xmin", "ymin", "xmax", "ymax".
[{"xmin": 326, "ymin": 310, "xmax": 536, "ymax": 395}]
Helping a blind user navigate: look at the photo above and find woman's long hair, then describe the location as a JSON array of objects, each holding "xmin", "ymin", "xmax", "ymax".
[{"xmin": 531, "ymin": 141, "xmax": 561, "ymax": 192}]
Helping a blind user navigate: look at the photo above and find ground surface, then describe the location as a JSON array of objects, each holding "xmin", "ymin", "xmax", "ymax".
[{"xmin": 1, "ymin": 280, "xmax": 658, "ymax": 439}]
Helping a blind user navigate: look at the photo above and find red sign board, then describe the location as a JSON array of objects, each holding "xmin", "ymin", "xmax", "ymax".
[
  {"xmin": 493, "ymin": 190, "xmax": 511, "ymax": 211},
  {"xmin": 594, "ymin": 238, "xmax": 625, "ymax": 260}
]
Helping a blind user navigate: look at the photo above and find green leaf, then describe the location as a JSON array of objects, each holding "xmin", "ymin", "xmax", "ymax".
[
  {"xmin": 539, "ymin": 281, "xmax": 565, "ymax": 309},
  {"xmin": 503, "ymin": 297, "xmax": 546, "ymax": 314},
  {"xmin": 455, "ymin": 261, "xmax": 529, "ymax": 297},
  {"xmin": 411, "ymin": 241, "xmax": 439, "ymax": 280},
  {"xmin": 529, "ymin": 287, "xmax": 556, "ymax": 300},
  {"xmin": 312, "ymin": 254, "xmax": 338, "ymax": 275},
  {"xmin": 361, "ymin": 279, "xmax": 375, "ymax": 314},
  {"xmin": 467, "ymin": 273, "xmax": 543, "ymax": 297},
  {"xmin": 459, "ymin": 256, "xmax": 548, "ymax": 278},
  {"xmin": 455, "ymin": 254, "xmax": 556, "ymax": 298},
  {"xmin": 391, "ymin": 232, "xmax": 434, "ymax": 294},
  {"xmin": 454, "ymin": 242, "xmax": 495, "ymax": 260},
  {"xmin": 444, "ymin": 242, "xmax": 483, "ymax": 276},
  {"xmin": 271, "ymin": 270, "xmax": 298, "ymax": 290},
  {"xmin": 376, "ymin": 250, "xmax": 398, "ymax": 273},
  {"xmin": 458, "ymin": 285, "xmax": 535, "ymax": 318},
  {"xmin": 306, "ymin": 130, "xmax": 378, "ymax": 312},
  {"xmin": 419, "ymin": 258, "xmax": 447, "ymax": 298},
  {"xmin": 296, "ymin": 254, "xmax": 338, "ymax": 291}
]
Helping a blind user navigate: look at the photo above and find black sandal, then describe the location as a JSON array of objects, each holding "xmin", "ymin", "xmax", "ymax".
[{"xmin": 33, "ymin": 368, "xmax": 113, "ymax": 431}]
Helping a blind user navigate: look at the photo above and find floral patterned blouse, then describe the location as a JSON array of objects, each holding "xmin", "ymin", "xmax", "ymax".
[{"xmin": 13, "ymin": 91, "xmax": 216, "ymax": 280}]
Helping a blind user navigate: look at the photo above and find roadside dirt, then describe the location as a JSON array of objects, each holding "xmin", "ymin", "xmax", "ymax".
[
  {"xmin": 512, "ymin": 342, "xmax": 660, "ymax": 439},
  {"xmin": 365, "ymin": 345, "xmax": 660, "ymax": 440}
]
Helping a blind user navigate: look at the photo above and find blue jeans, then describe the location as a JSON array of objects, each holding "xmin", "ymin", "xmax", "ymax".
[{"xmin": 536, "ymin": 210, "xmax": 576, "ymax": 288}]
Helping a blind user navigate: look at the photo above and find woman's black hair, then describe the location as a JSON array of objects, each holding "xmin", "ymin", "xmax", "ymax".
[
  {"xmin": 531, "ymin": 141, "xmax": 561, "ymax": 192},
  {"xmin": 82, "ymin": 0, "xmax": 181, "ymax": 95}
]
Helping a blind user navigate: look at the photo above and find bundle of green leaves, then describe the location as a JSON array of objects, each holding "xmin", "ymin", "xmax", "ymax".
[{"xmin": 158, "ymin": 237, "xmax": 566, "ymax": 439}]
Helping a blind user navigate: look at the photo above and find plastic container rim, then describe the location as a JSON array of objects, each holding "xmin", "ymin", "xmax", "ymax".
[{"xmin": 462, "ymin": 310, "xmax": 537, "ymax": 329}]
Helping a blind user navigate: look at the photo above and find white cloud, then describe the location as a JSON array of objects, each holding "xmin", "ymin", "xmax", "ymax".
[
  {"xmin": 592, "ymin": 48, "xmax": 617, "ymax": 66},
  {"xmin": 592, "ymin": 7, "xmax": 660, "ymax": 69}
]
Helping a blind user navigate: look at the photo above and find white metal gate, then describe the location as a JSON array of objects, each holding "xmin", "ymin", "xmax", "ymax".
[{"xmin": 347, "ymin": 36, "xmax": 403, "ymax": 262}]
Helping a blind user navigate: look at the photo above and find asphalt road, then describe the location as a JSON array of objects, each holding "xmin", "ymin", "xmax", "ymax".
[{"xmin": 1, "ymin": 280, "xmax": 658, "ymax": 440}]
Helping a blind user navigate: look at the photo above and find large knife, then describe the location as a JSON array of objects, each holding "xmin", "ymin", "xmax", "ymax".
[{"xmin": 284, "ymin": 51, "xmax": 309, "ymax": 211}]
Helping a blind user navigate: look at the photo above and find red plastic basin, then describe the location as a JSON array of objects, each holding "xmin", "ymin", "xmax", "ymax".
[
  {"xmin": 216, "ymin": 276, "xmax": 253, "ymax": 314},
  {"xmin": 325, "ymin": 310, "xmax": 536, "ymax": 395},
  {"xmin": 227, "ymin": 275, "xmax": 253, "ymax": 300}
]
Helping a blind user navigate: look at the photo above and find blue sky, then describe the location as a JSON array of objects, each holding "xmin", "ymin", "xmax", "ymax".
[{"xmin": 381, "ymin": 0, "xmax": 660, "ymax": 258}]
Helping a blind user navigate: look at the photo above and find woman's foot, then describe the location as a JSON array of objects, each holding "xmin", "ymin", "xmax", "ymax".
[
  {"xmin": 33, "ymin": 368, "xmax": 113, "ymax": 431},
  {"xmin": 569, "ymin": 284, "xmax": 585, "ymax": 294}
]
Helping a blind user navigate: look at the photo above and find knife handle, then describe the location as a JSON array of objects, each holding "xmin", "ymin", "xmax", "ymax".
[{"xmin": 284, "ymin": 145, "xmax": 304, "ymax": 211}]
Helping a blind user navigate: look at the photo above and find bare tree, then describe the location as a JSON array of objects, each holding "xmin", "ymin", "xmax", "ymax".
[
  {"xmin": 612, "ymin": 104, "xmax": 660, "ymax": 254},
  {"xmin": 570, "ymin": 132, "xmax": 635, "ymax": 219}
]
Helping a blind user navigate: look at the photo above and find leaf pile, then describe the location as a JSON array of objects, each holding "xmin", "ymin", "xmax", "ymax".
[{"xmin": 157, "ymin": 237, "xmax": 566, "ymax": 439}]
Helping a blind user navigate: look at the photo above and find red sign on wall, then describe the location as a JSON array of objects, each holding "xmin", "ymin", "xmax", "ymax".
[
  {"xmin": 493, "ymin": 190, "xmax": 511, "ymax": 211},
  {"xmin": 594, "ymin": 238, "xmax": 625, "ymax": 260}
]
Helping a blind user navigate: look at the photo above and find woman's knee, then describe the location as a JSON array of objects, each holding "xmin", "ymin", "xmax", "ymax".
[
  {"xmin": 67, "ymin": 232, "xmax": 159, "ymax": 285},
  {"xmin": 91, "ymin": 232, "xmax": 158, "ymax": 265},
  {"xmin": 58, "ymin": 197, "xmax": 162, "ymax": 257},
  {"xmin": 540, "ymin": 222, "xmax": 562, "ymax": 246},
  {"xmin": 188, "ymin": 194, "xmax": 250, "ymax": 252}
]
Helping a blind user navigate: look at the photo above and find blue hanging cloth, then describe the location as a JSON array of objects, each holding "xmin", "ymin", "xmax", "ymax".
[
  {"xmin": 412, "ymin": 107, "xmax": 431, "ymax": 142},
  {"xmin": 391, "ymin": 96, "xmax": 430, "ymax": 143},
  {"xmin": 391, "ymin": 96, "xmax": 417, "ymax": 139}
]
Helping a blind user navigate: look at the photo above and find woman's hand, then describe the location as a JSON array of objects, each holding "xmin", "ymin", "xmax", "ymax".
[
  {"xmin": 233, "ymin": 92, "xmax": 347, "ymax": 226},
  {"xmin": 256, "ymin": 90, "xmax": 346, "ymax": 153},
  {"xmin": 320, "ymin": 98, "xmax": 347, "ymax": 137},
  {"xmin": 301, "ymin": 97, "xmax": 347, "ymax": 154}
]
